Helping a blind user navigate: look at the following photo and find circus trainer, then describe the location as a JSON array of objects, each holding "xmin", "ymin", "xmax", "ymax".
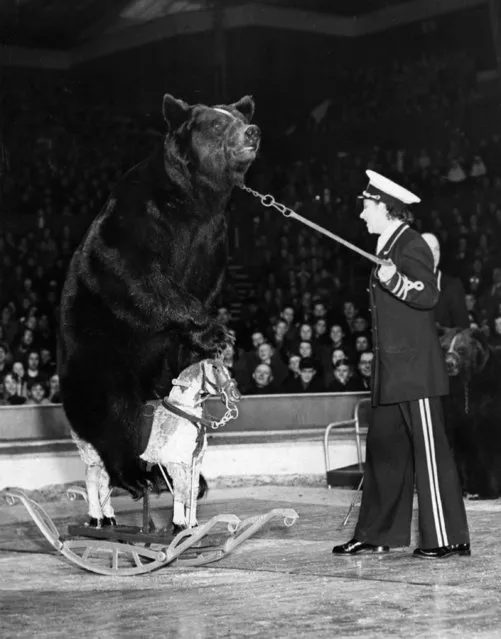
[{"xmin": 332, "ymin": 171, "xmax": 470, "ymax": 560}]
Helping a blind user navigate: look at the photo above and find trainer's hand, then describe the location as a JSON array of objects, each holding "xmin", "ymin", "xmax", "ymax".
[{"xmin": 377, "ymin": 259, "xmax": 397, "ymax": 283}]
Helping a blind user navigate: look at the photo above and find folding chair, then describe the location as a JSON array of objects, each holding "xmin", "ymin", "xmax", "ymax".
[{"xmin": 323, "ymin": 397, "xmax": 372, "ymax": 527}]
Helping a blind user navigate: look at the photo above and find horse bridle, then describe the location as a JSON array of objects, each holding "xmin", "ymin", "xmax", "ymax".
[{"xmin": 198, "ymin": 359, "xmax": 240, "ymax": 428}]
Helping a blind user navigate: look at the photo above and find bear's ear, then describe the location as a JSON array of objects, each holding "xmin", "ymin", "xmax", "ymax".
[
  {"xmin": 231, "ymin": 95, "xmax": 255, "ymax": 122},
  {"xmin": 162, "ymin": 94, "xmax": 191, "ymax": 130},
  {"xmin": 469, "ymin": 327, "xmax": 488, "ymax": 348},
  {"xmin": 436, "ymin": 323, "xmax": 446, "ymax": 338}
]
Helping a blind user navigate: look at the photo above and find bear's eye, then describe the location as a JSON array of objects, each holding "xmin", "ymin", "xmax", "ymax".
[{"xmin": 211, "ymin": 120, "xmax": 225, "ymax": 133}]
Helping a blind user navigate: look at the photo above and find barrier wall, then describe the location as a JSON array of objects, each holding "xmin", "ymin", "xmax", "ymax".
[{"xmin": 0, "ymin": 392, "xmax": 370, "ymax": 442}]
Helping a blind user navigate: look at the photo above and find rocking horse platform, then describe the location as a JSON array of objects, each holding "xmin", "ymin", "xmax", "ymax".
[{"xmin": 3, "ymin": 486, "xmax": 299, "ymax": 576}]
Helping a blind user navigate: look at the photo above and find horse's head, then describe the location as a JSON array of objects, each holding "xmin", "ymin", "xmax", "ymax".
[
  {"xmin": 200, "ymin": 358, "xmax": 241, "ymax": 405},
  {"xmin": 171, "ymin": 358, "xmax": 240, "ymax": 408}
]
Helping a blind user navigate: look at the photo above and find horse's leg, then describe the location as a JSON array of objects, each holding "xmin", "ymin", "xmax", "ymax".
[
  {"xmin": 98, "ymin": 466, "xmax": 116, "ymax": 525},
  {"xmin": 186, "ymin": 437, "xmax": 208, "ymax": 528},
  {"xmin": 185, "ymin": 460, "xmax": 199, "ymax": 528},
  {"xmin": 166, "ymin": 462, "xmax": 190, "ymax": 529},
  {"xmin": 85, "ymin": 463, "xmax": 104, "ymax": 527}
]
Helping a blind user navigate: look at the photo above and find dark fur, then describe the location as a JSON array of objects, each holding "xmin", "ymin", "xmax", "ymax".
[
  {"xmin": 440, "ymin": 328, "xmax": 501, "ymax": 498},
  {"xmin": 59, "ymin": 95, "xmax": 259, "ymax": 498}
]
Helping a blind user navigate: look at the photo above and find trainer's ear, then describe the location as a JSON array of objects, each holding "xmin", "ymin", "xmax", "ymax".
[
  {"xmin": 231, "ymin": 95, "xmax": 255, "ymax": 122},
  {"xmin": 162, "ymin": 94, "xmax": 191, "ymax": 130}
]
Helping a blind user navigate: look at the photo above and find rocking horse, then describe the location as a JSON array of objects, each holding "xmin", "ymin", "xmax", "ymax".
[
  {"xmin": 3, "ymin": 357, "xmax": 299, "ymax": 575},
  {"xmin": 71, "ymin": 358, "xmax": 241, "ymax": 531}
]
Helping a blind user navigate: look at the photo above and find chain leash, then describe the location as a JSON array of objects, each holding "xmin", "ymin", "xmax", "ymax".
[
  {"xmin": 239, "ymin": 183, "xmax": 393, "ymax": 269},
  {"xmin": 209, "ymin": 389, "xmax": 239, "ymax": 430},
  {"xmin": 239, "ymin": 184, "xmax": 294, "ymax": 218},
  {"xmin": 209, "ymin": 405, "xmax": 239, "ymax": 430}
]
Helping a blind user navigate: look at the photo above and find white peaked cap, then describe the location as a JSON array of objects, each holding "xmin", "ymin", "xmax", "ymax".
[{"xmin": 361, "ymin": 170, "xmax": 421, "ymax": 205}]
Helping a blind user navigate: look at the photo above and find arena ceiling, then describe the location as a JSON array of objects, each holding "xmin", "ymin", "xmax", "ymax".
[{"xmin": 0, "ymin": 0, "xmax": 404, "ymax": 50}]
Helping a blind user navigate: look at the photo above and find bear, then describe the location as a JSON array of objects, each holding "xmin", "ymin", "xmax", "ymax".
[
  {"xmin": 59, "ymin": 94, "xmax": 260, "ymax": 499},
  {"xmin": 440, "ymin": 327, "xmax": 501, "ymax": 498}
]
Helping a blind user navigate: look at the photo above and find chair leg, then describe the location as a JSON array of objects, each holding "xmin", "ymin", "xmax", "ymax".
[{"xmin": 340, "ymin": 475, "xmax": 364, "ymax": 528}]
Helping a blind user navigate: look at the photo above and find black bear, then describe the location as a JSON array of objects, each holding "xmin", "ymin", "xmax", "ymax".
[
  {"xmin": 441, "ymin": 327, "xmax": 501, "ymax": 498},
  {"xmin": 59, "ymin": 94, "xmax": 260, "ymax": 498}
]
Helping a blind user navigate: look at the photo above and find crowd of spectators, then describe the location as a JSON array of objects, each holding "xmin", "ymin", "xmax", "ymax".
[
  {"xmin": 316, "ymin": 49, "xmax": 477, "ymax": 149},
  {"xmin": 216, "ymin": 300, "xmax": 374, "ymax": 395},
  {"xmin": 1, "ymin": 44, "xmax": 501, "ymax": 403}
]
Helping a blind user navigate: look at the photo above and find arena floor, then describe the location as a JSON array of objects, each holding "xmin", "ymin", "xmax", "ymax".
[{"xmin": 1, "ymin": 484, "xmax": 500, "ymax": 639}]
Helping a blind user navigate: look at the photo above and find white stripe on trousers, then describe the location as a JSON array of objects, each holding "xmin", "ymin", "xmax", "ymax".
[{"xmin": 418, "ymin": 398, "xmax": 448, "ymax": 547}]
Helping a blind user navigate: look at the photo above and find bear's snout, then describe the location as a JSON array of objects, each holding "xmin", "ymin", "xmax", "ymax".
[
  {"xmin": 244, "ymin": 125, "xmax": 261, "ymax": 148},
  {"xmin": 445, "ymin": 352, "xmax": 461, "ymax": 376}
]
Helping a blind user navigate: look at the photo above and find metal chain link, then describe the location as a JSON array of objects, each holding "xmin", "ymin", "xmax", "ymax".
[
  {"xmin": 210, "ymin": 405, "xmax": 239, "ymax": 430},
  {"xmin": 239, "ymin": 184, "xmax": 294, "ymax": 217}
]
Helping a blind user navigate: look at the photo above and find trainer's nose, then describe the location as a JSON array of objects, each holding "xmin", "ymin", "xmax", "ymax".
[{"xmin": 244, "ymin": 125, "xmax": 261, "ymax": 146}]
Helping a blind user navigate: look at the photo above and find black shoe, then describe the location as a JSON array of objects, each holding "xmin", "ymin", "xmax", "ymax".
[
  {"xmin": 332, "ymin": 538, "xmax": 390, "ymax": 555},
  {"xmin": 85, "ymin": 517, "xmax": 103, "ymax": 529},
  {"xmin": 102, "ymin": 516, "xmax": 117, "ymax": 527},
  {"xmin": 413, "ymin": 543, "xmax": 471, "ymax": 559}
]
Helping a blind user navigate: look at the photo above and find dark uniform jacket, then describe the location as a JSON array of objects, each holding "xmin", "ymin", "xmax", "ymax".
[
  {"xmin": 435, "ymin": 270, "xmax": 470, "ymax": 329},
  {"xmin": 370, "ymin": 223, "xmax": 449, "ymax": 406}
]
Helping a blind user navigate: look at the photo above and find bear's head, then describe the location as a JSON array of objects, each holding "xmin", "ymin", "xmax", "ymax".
[
  {"xmin": 439, "ymin": 327, "xmax": 491, "ymax": 381},
  {"xmin": 162, "ymin": 94, "xmax": 260, "ymax": 187}
]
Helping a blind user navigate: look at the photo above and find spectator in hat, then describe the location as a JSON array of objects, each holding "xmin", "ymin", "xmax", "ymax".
[
  {"xmin": 333, "ymin": 170, "xmax": 469, "ymax": 561},
  {"xmin": 283, "ymin": 357, "xmax": 324, "ymax": 393},
  {"xmin": 422, "ymin": 233, "xmax": 469, "ymax": 330}
]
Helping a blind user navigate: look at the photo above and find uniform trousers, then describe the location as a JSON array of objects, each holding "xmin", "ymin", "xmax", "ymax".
[{"xmin": 354, "ymin": 396, "xmax": 470, "ymax": 549}]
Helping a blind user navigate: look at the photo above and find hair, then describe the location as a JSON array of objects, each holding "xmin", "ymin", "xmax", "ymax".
[
  {"xmin": 27, "ymin": 379, "xmax": 45, "ymax": 393},
  {"xmin": 299, "ymin": 357, "xmax": 317, "ymax": 371},
  {"xmin": 358, "ymin": 350, "xmax": 374, "ymax": 364},
  {"xmin": 334, "ymin": 358, "xmax": 351, "ymax": 371},
  {"xmin": 385, "ymin": 201, "xmax": 414, "ymax": 224}
]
